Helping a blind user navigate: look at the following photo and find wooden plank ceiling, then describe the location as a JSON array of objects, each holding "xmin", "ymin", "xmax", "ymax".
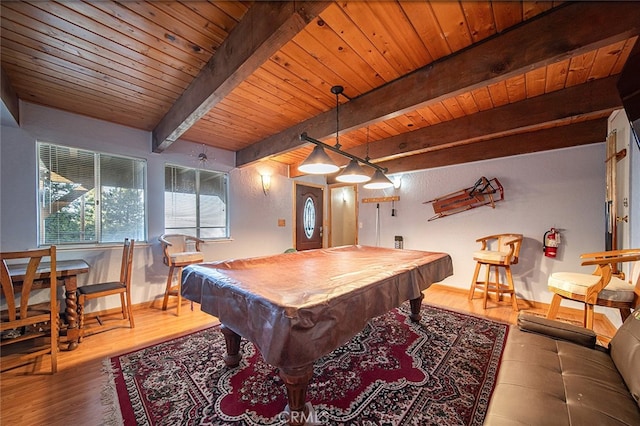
[{"xmin": 1, "ymin": 1, "xmax": 639, "ymax": 177}]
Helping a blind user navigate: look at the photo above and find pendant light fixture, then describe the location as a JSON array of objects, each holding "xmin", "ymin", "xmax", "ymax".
[
  {"xmin": 363, "ymin": 127, "xmax": 392, "ymax": 189},
  {"xmin": 298, "ymin": 86, "xmax": 345, "ymax": 175},
  {"xmin": 337, "ymin": 125, "xmax": 371, "ymax": 183},
  {"xmin": 335, "ymin": 159, "xmax": 370, "ymax": 183},
  {"xmin": 363, "ymin": 168, "xmax": 394, "ymax": 189},
  {"xmin": 299, "ymin": 85, "xmax": 394, "ymax": 189},
  {"xmin": 298, "ymin": 144, "xmax": 340, "ymax": 174}
]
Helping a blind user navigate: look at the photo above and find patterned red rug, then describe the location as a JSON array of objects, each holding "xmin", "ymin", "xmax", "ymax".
[{"xmin": 103, "ymin": 303, "xmax": 508, "ymax": 425}]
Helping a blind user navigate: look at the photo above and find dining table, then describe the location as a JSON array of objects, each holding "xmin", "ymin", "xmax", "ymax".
[{"xmin": 7, "ymin": 259, "xmax": 90, "ymax": 350}]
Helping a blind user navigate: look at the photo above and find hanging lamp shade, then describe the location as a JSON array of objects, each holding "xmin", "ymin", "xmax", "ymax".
[
  {"xmin": 335, "ymin": 159, "xmax": 371, "ymax": 183},
  {"xmin": 363, "ymin": 169, "xmax": 394, "ymax": 189},
  {"xmin": 298, "ymin": 145, "xmax": 340, "ymax": 174}
]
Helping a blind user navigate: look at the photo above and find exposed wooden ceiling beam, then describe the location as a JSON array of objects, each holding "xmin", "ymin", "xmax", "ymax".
[
  {"xmin": 377, "ymin": 118, "xmax": 608, "ymax": 174},
  {"xmin": 617, "ymin": 35, "xmax": 640, "ymax": 127},
  {"xmin": 288, "ymin": 76, "xmax": 620, "ymax": 177},
  {"xmin": 152, "ymin": 1, "xmax": 331, "ymax": 153},
  {"xmin": 359, "ymin": 77, "xmax": 620, "ymax": 160},
  {"xmin": 1, "ymin": 65, "xmax": 19, "ymax": 125},
  {"xmin": 237, "ymin": 1, "xmax": 640, "ymax": 167}
]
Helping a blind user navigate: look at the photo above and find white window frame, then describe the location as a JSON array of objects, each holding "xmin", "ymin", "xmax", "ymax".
[
  {"xmin": 164, "ymin": 164, "xmax": 229, "ymax": 239},
  {"xmin": 37, "ymin": 142, "xmax": 147, "ymax": 245}
]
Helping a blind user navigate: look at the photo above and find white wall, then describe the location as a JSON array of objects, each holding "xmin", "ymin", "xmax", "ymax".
[
  {"xmin": 0, "ymin": 102, "xmax": 298, "ymax": 312},
  {"xmin": 2, "ymin": 101, "xmax": 629, "ymax": 326},
  {"xmin": 357, "ymin": 144, "xmax": 614, "ymax": 321}
]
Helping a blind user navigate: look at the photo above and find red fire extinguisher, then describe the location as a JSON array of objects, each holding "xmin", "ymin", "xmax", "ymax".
[{"xmin": 543, "ymin": 228, "xmax": 561, "ymax": 258}]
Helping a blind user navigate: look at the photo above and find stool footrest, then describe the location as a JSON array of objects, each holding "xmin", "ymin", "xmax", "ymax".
[{"xmin": 469, "ymin": 262, "xmax": 519, "ymax": 311}]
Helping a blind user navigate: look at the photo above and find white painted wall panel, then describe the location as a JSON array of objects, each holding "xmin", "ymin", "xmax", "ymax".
[{"xmin": 357, "ymin": 145, "xmax": 608, "ymax": 320}]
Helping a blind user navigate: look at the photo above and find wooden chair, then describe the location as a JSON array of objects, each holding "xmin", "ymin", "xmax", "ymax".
[
  {"xmin": 159, "ymin": 234, "xmax": 204, "ymax": 315},
  {"xmin": 1, "ymin": 247, "xmax": 58, "ymax": 373},
  {"xmin": 546, "ymin": 248, "xmax": 640, "ymax": 329},
  {"xmin": 77, "ymin": 239, "xmax": 135, "ymax": 336},
  {"xmin": 469, "ymin": 233, "xmax": 523, "ymax": 311}
]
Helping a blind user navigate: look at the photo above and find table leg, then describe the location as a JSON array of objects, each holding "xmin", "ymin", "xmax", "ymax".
[
  {"xmin": 409, "ymin": 293, "xmax": 425, "ymax": 322},
  {"xmin": 63, "ymin": 276, "xmax": 81, "ymax": 350},
  {"xmin": 220, "ymin": 325, "xmax": 242, "ymax": 367},
  {"xmin": 279, "ymin": 365, "xmax": 314, "ymax": 426}
]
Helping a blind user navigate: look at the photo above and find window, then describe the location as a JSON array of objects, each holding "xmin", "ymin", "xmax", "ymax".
[
  {"xmin": 38, "ymin": 142, "xmax": 147, "ymax": 245},
  {"xmin": 303, "ymin": 197, "xmax": 315, "ymax": 239},
  {"xmin": 164, "ymin": 165, "xmax": 229, "ymax": 239}
]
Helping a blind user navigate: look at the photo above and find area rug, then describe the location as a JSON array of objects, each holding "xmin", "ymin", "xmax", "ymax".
[{"xmin": 102, "ymin": 303, "xmax": 509, "ymax": 425}]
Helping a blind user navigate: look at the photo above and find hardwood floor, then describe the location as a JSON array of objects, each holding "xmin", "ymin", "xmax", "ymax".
[{"xmin": 0, "ymin": 285, "xmax": 616, "ymax": 426}]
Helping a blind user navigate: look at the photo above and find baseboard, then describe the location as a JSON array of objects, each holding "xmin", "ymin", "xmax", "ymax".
[
  {"xmin": 81, "ymin": 296, "xmax": 195, "ymax": 320},
  {"xmin": 81, "ymin": 286, "xmax": 619, "ymax": 338},
  {"xmin": 79, "ymin": 297, "xmax": 198, "ymax": 337},
  {"xmin": 428, "ymin": 283, "xmax": 618, "ymax": 337}
]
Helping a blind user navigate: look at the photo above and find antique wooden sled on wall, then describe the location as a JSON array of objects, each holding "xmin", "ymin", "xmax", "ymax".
[{"xmin": 425, "ymin": 177, "xmax": 504, "ymax": 221}]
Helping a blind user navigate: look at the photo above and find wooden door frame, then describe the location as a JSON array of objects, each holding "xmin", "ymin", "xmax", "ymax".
[
  {"xmin": 606, "ymin": 112, "xmax": 633, "ymax": 277},
  {"xmin": 293, "ymin": 181, "xmax": 327, "ymax": 249}
]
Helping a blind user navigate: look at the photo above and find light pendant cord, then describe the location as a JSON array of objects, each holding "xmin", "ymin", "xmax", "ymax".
[
  {"xmin": 333, "ymin": 85, "xmax": 341, "ymax": 150},
  {"xmin": 365, "ymin": 126, "xmax": 370, "ymax": 161}
]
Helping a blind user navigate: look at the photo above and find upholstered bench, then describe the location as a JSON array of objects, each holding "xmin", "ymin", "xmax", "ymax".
[{"xmin": 485, "ymin": 311, "xmax": 640, "ymax": 425}]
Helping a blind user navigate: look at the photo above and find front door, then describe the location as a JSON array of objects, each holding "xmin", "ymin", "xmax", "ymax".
[{"xmin": 295, "ymin": 184, "xmax": 324, "ymax": 250}]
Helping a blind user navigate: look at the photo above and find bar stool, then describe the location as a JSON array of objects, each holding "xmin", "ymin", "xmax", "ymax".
[
  {"xmin": 159, "ymin": 234, "xmax": 204, "ymax": 315},
  {"xmin": 468, "ymin": 233, "xmax": 523, "ymax": 311}
]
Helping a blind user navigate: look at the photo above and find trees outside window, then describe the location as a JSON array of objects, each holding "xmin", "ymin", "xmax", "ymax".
[{"xmin": 38, "ymin": 143, "xmax": 146, "ymax": 245}]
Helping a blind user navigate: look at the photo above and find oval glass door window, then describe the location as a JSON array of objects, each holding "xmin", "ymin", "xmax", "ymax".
[{"xmin": 303, "ymin": 197, "xmax": 315, "ymax": 239}]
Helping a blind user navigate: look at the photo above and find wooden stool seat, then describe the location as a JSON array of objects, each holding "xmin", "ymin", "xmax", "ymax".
[
  {"xmin": 170, "ymin": 252, "xmax": 204, "ymax": 265},
  {"xmin": 469, "ymin": 233, "xmax": 523, "ymax": 311},
  {"xmin": 546, "ymin": 249, "xmax": 640, "ymax": 329},
  {"xmin": 159, "ymin": 235, "xmax": 205, "ymax": 316}
]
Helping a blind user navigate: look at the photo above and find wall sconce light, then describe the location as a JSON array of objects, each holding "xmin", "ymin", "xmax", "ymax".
[
  {"xmin": 393, "ymin": 175, "xmax": 402, "ymax": 190},
  {"xmin": 261, "ymin": 174, "xmax": 271, "ymax": 195}
]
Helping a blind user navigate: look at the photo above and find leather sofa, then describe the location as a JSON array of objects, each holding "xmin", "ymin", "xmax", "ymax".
[{"xmin": 485, "ymin": 311, "xmax": 640, "ymax": 425}]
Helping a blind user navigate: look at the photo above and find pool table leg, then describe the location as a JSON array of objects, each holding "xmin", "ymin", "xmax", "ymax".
[
  {"xmin": 279, "ymin": 365, "xmax": 314, "ymax": 426},
  {"xmin": 220, "ymin": 324, "xmax": 242, "ymax": 367},
  {"xmin": 409, "ymin": 293, "xmax": 425, "ymax": 322}
]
